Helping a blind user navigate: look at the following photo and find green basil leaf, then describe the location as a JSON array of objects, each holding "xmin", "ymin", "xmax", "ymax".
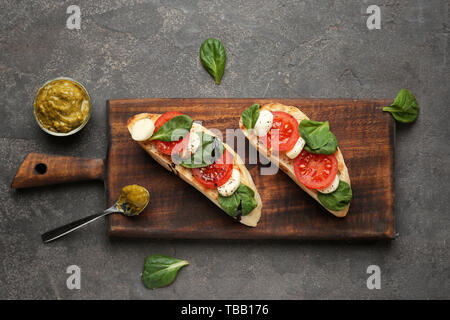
[
  {"xmin": 218, "ymin": 184, "xmax": 257, "ymax": 217},
  {"xmin": 149, "ymin": 115, "xmax": 193, "ymax": 142},
  {"xmin": 299, "ymin": 120, "xmax": 330, "ymax": 149},
  {"xmin": 200, "ymin": 38, "xmax": 226, "ymax": 85},
  {"xmin": 178, "ymin": 132, "xmax": 224, "ymax": 168},
  {"xmin": 241, "ymin": 104, "xmax": 260, "ymax": 129},
  {"xmin": 219, "ymin": 192, "xmax": 240, "ymax": 216},
  {"xmin": 317, "ymin": 181, "xmax": 352, "ymax": 211},
  {"xmin": 142, "ymin": 255, "xmax": 189, "ymax": 289},
  {"xmin": 382, "ymin": 89, "xmax": 419, "ymax": 123},
  {"xmin": 299, "ymin": 120, "xmax": 338, "ymax": 155},
  {"xmin": 304, "ymin": 131, "xmax": 338, "ymax": 155}
]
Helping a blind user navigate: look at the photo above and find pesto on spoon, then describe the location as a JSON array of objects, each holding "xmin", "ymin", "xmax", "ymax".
[{"xmin": 41, "ymin": 184, "xmax": 149, "ymax": 243}]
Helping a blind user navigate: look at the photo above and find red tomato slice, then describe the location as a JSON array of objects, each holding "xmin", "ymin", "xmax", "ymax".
[
  {"xmin": 154, "ymin": 111, "xmax": 183, "ymax": 131},
  {"xmin": 192, "ymin": 150, "xmax": 233, "ymax": 189},
  {"xmin": 293, "ymin": 150, "xmax": 338, "ymax": 189},
  {"xmin": 153, "ymin": 111, "xmax": 185, "ymax": 155},
  {"xmin": 260, "ymin": 111, "xmax": 300, "ymax": 152}
]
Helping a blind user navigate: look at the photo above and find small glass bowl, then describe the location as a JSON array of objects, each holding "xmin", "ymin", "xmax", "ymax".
[{"xmin": 33, "ymin": 77, "xmax": 92, "ymax": 137}]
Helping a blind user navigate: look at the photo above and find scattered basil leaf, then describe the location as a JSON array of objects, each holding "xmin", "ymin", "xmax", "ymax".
[
  {"xmin": 218, "ymin": 184, "xmax": 257, "ymax": 217},
  {"xmin": 142, "ymin": 255, "xmax": 189, "ymax": 289},
  {"xmin": 299, "ymin": 120, "xmax": 338, "ymax": 155},
  {"xmin": 178, "ymin": 132, "xmax": 224, "ymax": 168},
  {"xmin": 317, "ymin": 181, "xmax": 352, "ymax": 211},
  {"xmin": 241, "ymin": 104, "xmax": 260, "ymax": 129},
  {"xmin": 382, "ymin": 89, "xmax": 419, "ymax": 123},
  {"xmin": 200, "ymin": 38, "xmax": 226, "ymax": 85},
  {"xmin": 149, "ymin": 115, "xmax": 193, "ymax": 142}
]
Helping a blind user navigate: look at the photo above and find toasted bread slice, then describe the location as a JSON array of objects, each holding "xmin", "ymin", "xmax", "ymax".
[
  {"xmin": 128, "ymin": 113, "xmax": 262, "ymax": 227},
  {"xmin": 239, "ymin": 103, "xmax": 351, "ymax": 217}
]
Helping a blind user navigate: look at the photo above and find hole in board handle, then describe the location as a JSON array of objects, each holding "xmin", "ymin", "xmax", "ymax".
[{"xmin": 34, "ymin": 163, "xmax": 47, "ymax": 175}]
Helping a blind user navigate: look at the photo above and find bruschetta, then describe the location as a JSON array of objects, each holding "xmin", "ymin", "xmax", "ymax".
[
  {"xmin": 239, "ymin": 103, "xmax": 352, "ymax": 217},
  {"xmin": 128, "ymin": 111, "xmax": 262, "ymax": 227}
]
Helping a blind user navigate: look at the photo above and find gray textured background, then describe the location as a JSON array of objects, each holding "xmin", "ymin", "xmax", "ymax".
[{"xmin": 1, "ymin": 0, "xmax": 449, "ymax": 299}]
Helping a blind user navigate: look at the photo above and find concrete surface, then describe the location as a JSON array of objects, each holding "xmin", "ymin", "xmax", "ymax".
[{"xmin": 0, "ymin": 0, "xmax": 449, "ymax": 299}]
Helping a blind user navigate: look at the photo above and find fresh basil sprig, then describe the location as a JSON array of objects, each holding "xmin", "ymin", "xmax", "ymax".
[
  {"xmin": 317, "ymin": 181, "xmax": 352, "ymax": 211},
  {"xmin": 178, "ymin": 132, "xmax": 224, "ymax": 168},
  {"xmin": 382, "ymin": 89, "xmax": 419, "ymax": 123},
  {"xmin": 218, "ymin": 184, "xmax": 257, "ymax": 217},
  {"xmin": 200, "ymin": 38, "xmax": 226, "ymax": 85},
  {"xmin": 142, "ymin": 255, "xmax": 189, "ymax": 289},
  {"xmin": 299, "ymin": 120, "xmax": 338, "ymax": 155},
  {"xmin": 241, "ymin": 104, "xmax": 260, "ymax": 129},
  {"xmin": 150, "ymin": 115, "xmax": 193, "ymax": 142}
]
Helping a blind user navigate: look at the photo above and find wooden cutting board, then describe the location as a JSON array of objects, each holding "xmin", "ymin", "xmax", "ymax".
[{"xmin": 106, "ymin": 98, "xmax": 395, "ymax": 240}]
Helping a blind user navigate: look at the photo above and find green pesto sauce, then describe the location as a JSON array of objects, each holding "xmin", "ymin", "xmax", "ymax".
[
  {"xmin": 117, "ymin": 184, "xmax": 149, "ymax": 215},
  {"xmin": 34, "ymin": 79, "xmax": 89, "ymax": 133}
]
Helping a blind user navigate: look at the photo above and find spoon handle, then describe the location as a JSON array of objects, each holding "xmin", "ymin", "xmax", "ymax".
[{"xmin": 41, "ymin": 207, "xmax": 117, "ymax": 243}]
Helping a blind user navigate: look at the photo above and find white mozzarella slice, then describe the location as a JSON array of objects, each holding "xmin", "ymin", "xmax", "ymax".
[
  {"xmin": 187, "ymin": 132, "xmax": 201, "ymax": 154},
  {"xmin": 217, "ymin": 169, "xmax": 241, "ymax": 197},
  {"xmin": 317, "ymin": 174, "xmax": 340, "ymax": 194},
  {"xmin": 253, "ymin": 110, "xmax": 274, "ymax": 137},
  {"xmin": 286, "ymin": 137, "xmax": 305, "ymax": 159},
  {"xmin": 131, "ymin": 118, "xmax": 155, "ymax": 141},
  {"xmin": 180, "ymin": 132, "xmax": 201, "ymax": 158}
]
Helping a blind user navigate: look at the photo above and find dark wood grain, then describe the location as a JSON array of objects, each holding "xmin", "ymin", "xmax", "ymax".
[
  {"xmin": 106, "ymin": 98, "xmax": 395, "ymax": 240},
  {"xmin": 11, "ymin": 153, "xmax": 105, "ymax": 188}
]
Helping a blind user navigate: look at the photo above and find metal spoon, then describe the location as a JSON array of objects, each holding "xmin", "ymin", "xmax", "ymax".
[{"xmin": 41, "ymin": 186, "xmax": 149, "ymax": 243}]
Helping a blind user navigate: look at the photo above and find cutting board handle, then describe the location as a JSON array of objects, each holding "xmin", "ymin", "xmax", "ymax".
[{"xmin": 11, "ymin": 153, "xmax": 105, "ymax": 188}]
